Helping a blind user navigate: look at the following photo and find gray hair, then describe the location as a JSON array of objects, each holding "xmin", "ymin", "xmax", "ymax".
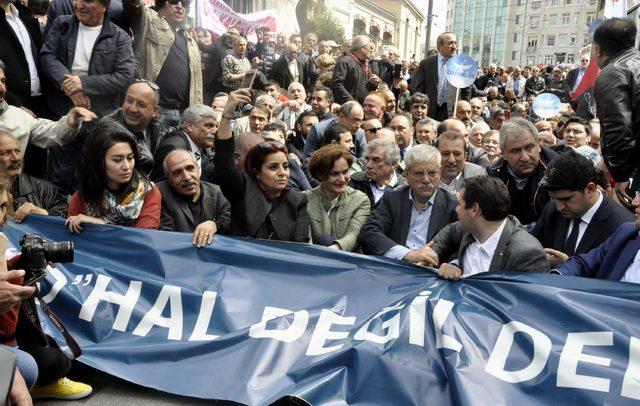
[
  {"xmin": 416, "ymin": 117, "xmax": 438, "ymax": 128},
  {"xmin": 471, "ymin": 121, "xmax": 490, "ymax": 133},
  {"xmin": 338, "ymin": 100, "xmax": 362, "ymax": 117},
  {"xmin": 489, "ymin": 63, "xmax": 497, "ymax": 69},
  {"xmin": 351, "ymin": 35, "xmax": 370, "ymax": 51},
  {"xmin": 0, "ymin": 59, "xmax": 5, "ymax": 72},
  {"xmin": 365, "ymin": 139, "xmax": 401, "ymax": 165},
  {"xmin": 255, "ymin": 94, "xmax": 275, "ymax": 106},
  {"xmin": 405, "ymin": 144, "xmax": 441, "ymax": 170},
  {"xmin": 499, "ymin": 118, "xmax": 539, "ymax": 148},
  {"xmin": 162, "ymin": 149, "xmax": 198, "ymax": 178},
  {"xmin": 179, "ymin": 104, "xmax": 217, "ymax": 129}
]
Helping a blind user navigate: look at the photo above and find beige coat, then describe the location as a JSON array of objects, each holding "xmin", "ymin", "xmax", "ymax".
[
  {"xmin": 307, "ymin": 185, "xmax": 371, "ymax": 252},
  {"xmin": 122, "ymin": 0, "xmax": 202, "ymax": 106},
  {"xmin": 0, "ymin": 105, "xmax": 75, "ymax": 154}
]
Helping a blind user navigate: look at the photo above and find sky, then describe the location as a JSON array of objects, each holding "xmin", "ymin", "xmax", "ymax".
[{"xmin": 431, "ymin": 0, "xmax": 447, "ymax": 43}]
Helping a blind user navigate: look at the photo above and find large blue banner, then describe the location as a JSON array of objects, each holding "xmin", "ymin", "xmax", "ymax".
[{"xmin": 4, "ymin": 216, "xmax": 640, "ymax": 405}]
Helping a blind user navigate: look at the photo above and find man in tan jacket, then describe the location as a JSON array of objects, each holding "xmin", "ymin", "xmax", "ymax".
[{"xmin": 123, "ymin": 0, "xmax": 202, "ymax": 127}]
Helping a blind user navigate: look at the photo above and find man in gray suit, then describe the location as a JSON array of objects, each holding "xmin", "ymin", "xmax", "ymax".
[
  {"xmin": 435, "ymin": 131, "xmax": 487, "ymax": 193},
  {"xmin": 158, "ymin": 149, "xmax": 231, "ymax": 247},
  {"xmin": 430, "ymin": 176, "xmax": 549, "ymax": 280}
]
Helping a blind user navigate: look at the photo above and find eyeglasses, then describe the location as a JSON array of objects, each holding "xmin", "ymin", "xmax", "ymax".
[
  {"xmin": 168, "ymin": 0, "xmax": 189, "ymax": 6},
  {"xmin": 365, "ymin": 127, "xmax": 383, "ymax": 133},
  {"xmin": 409, "ymin": 169, "xmax": 440, "ymax": 179},
  {"xmin": 132, "ymin": 79, "xmax": 160, "ymax": 92}
]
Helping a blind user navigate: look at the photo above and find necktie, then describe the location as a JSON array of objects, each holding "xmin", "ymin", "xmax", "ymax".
[
  {"xmin": 513, "ymin": 78, "xmax": 520, "ymax": 96},
  {"xmin": 564, "ymin": 218, "xmax": 582, "ymax": 257},
  {"xmin": 438, "ymin": 58, "xmax": 448, "ymax": 106}
]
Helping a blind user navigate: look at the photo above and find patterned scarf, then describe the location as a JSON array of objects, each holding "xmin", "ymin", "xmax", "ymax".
[{"xmin": 98, "ymin": 173, "xmax": 152, "ymax": 225}]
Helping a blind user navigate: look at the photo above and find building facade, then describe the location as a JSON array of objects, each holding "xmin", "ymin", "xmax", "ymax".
[
  {"xmin": 223, "ymin": 0, "xmax": 426, "ymax": 60},
  {"xmin": 446, "ymin": 0, "xmax": 599, "ymax": 67}
]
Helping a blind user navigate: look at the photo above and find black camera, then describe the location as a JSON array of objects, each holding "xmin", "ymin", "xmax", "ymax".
[{"xmin": 19, "ymin": 234, "xmax": 74, "ymax": 286}]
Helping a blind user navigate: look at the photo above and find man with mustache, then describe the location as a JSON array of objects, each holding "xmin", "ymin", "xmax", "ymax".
[
  {"xmin": 151, "ymin": 104, "xmax": 217, "ymax": 181},
  {"xmin": 0, "ymin": 131, "xmax": 68, "ymax": 222},
  {"xmin": 158, "ymin": 149, "xmax": 230, "ymax": 247},
  {"xmin": 359, "ymin": 144, "xmax": 458, "ymax": 265}
]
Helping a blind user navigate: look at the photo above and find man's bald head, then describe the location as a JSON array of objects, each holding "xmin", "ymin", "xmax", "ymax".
[{"xmin": 443, "ymin": 118, "xmax": 468, "ymax": 137}]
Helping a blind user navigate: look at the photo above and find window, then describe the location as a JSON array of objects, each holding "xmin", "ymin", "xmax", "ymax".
[
  {"xmin": 570, "ymin": 34, "xmax": 576, "ymax": 45},
  {"xmin": 573, "ymin": 12, "xmax": 580, "ymax": 24},
  {"xmin": 567, "ymin": 54, "xmax": 575, "ymax": 63},
  {"xmin": 547, "ymin": 34, "xmax": 556, "ymax": 46},
  {"xmin": 527, "ymin": 36, "xmax": 538, "ymax": 47},
  {"xmin": 562, "ymin": 13, "xmax": 570, "ymax": 25},
  {"xmin": 517, "ymin": 0, "xmax": 524, "ymax": 4},
  {"xmin": 513, "ymin": 32, "xmax": 520, "ymax": 43},
  {"xmin": 530, "ymin": 16, "xmax": 540, "ymax": 29},
  {"xmin": 586, "ymin": 11, "xmax": 596, "ymax": 26},
  {"xmin": 549, "ymin": 14, "xmax": 557, "ymax": 26},
  {"xmin": 549, "ymin": 0, "xmax": 560, "ymax": 5},
  {"xmin": 515, "ymin": 15, "xmax": 521, "ymax": 24},
  {"xmin": 512, "ymin": 51, "xmax": 519, "ymax": 61},
  {"xmin": 564, "ymin": 0, "xmax": 572, "ymax": 4},
  {"xmin": 545, "ymin": 54, "xmax": 554, "ymax": 65},
  {"xmin": 559, "ymin": 34, "xmax": 568, "ymax": 46},
  {"xmin": 526, "ymin": 56, "xmax": 536, "ymax": 65},
  {"xmin": 532, "ymin": 0, "xmax": 541, "ymax": 8}
]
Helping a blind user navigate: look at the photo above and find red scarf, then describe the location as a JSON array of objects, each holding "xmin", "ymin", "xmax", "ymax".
[{"xmin": 350, "ymin": 52, "xmax": 371, "ymax": 77}]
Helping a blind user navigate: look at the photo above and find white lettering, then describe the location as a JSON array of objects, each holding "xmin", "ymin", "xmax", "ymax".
[
  {"xmin": 249, "ymin": 306, "xmax": 309, "ymax": 342},
  {"xmin": 79, "ymin": 274, "xmax": 141, "ymax": 332},
  {"xmin": 40, "ymin": 266, "xmax": 67, "ymax": 303},
  {"xmin": 622, "ymin": 337, "xmax": 640, "ymax": 400},
  {"xmin": 188, "ymin": 291, "xmax": 220, "ymax": 342},
  {"xmin": 306, "ymin": 309, "xmax": 355, "ymax": 356},
  {"xmin": 433, "ymin": 299, "xmax": 462, "ymax": 352},
  {"xmin": 485, "ymin": 321, "xmax": 551, "ymax": 383},
  {"xmin": 132, "ymin": 285, "xmax": 183, "ymax": 340},
  {"xmin": 354, "ymin": 301, "xmax": 404, "ymax": 344},
  {"xmin": 557, "ymin": 332, "xmax": 613, "ymax": 392},
  {"xmin": 409, "ymin": 291, "xmax": 431, "ymax": 347}
]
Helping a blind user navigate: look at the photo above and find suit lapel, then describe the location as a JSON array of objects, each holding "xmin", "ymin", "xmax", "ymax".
[
  {"xmin": 458, "ymin": 233, "xmax": 475, "ymax": 271},
  {"xmin": 201, "ymin": 183, "xmax": 214, "ymax": 221},
  {"xmin": 488, "ymin": 219, "xmax": 514, "ymax": 273},
  {"xmin": 173, "ymin": 188, "xmax": 196, "ymax": 227},
  {"xmin": 554, "ymin": 217, "xmax": 570, "ymax": 251},
  {"xmin": 610, "ymin": 238, "xmax": 640, "ymax": 281},
  {"xmin": 400, "ymin": 192, "xmax": 413, "ymax": 246},
  {"xmin": 427, "ymin": 191, "xmax": 446, "ymax": 241},
  {"xmin": 576, "ymin": 200, "xmax": 608, "ymax": 253}
]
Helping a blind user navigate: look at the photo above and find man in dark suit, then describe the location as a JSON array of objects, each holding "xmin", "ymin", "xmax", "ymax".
[
  {"xmin": 0, "ymin": 0, "xmax": 43, "ymax": 112},
  {"xmin": 359, "ymin": 144, "xmax": 458, "ymax": 265},
  {"xmin": 269, "ymin": 43, "xmax": 307, "ymax": 92},
  {"xmin": 532, "ymin": 150, "xmax": 634, "ymax": 267},
  {"xmin": 330, "ymin": 35, "xmax": 377, "ymax": 105},
  {"xmin": 410, "ymin": 32, "xmax": 470, "ymax": 121},
  {"xmin": 431, "ymin": 176, "xmax": 549, "ymax": 280},
  {"xmin": 158, "ymin": 149, "xmax": 230, "ymax": 247},
  {"xmin": 151, "ymin": 104, "xmax": 217, "ymax": 181},
  {"xmin": 563, "ymin": 56, "xmax": 592, "ymax": 119}
]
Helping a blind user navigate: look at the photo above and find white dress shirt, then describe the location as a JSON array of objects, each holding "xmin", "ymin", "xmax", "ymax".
[
  {"xmin": 369, "ymin": 172, "xmax": 399, "ymax": 204},
  {"xmin": 621, "ymin": 231, "xmax": 640, "ymax": 284},
  {"xmin": 564, "ymin": 192, "xmax": 603, "ymax": 253},
  {"xmin": 462, "ymin": 219, "xmax": 507, "ymax": 276},
  {"xmin": 6, "ymin": 4, "xmax": 40, "ymax": 96}
]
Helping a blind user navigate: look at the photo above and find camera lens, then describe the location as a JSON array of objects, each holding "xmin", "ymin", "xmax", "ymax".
[{"xmin": 44, "ymin": 241, "xmax": 74, "ymax": 264}]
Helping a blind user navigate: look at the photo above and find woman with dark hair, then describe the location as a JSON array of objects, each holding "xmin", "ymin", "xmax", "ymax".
[
  {"xmin": 307, "ymin": 145, "xmax": 370, "ymax": 251},
  {"xmin": 214, "ymin": 90, "xmax": 309, "ymax": 242},
  {"xmin": 66, "ymin": 118, "xmax": 161, "ymax": 232}
]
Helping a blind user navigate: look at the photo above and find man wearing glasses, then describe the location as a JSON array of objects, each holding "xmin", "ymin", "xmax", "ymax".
[
  {"xmin": 359, "ymin": 144, "xmax": 458, "ymax": 265},
  {"xmin": 123, "ymin": 0, "xmax": 202, "ymax": 126}
]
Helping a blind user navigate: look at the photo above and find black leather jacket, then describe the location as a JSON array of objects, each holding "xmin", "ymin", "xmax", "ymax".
[
  {"xmin": 12, "ymin": 174, "xmax": 69, "ymax": 218},
  {"xmin": 594, "ymin": 48, "xmax": 640, "ymax": 183}
]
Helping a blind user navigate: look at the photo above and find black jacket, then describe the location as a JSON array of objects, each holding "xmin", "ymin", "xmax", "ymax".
[
  {"xmin": 358, "ymin": 186, "xmax": 458, "ymax": 256},
  {"xmin": 157, "ymin": 180, "xmax": 231, "ymax": 234},
  {"xmin": 330, "ymin": 54, "xmax": 370, "ymax": 104},
  {"xmin": 525, "ymin": 76, "xmax": 545, "ymax": 96},
  {"xmin": 0, "ymin": 3, "xmax": 43, "ymax": 108},
  {"xmin": 594, "ymin": 48, "xmax": 640, "ymax": 183},
  {"xmin": 531, "ymin": 194, "xmax": 634, "ymax": 255},
  {"xmin": 40, "ymin": 15, "xmax": 134, "ymax": 118},
  {"xmin": 487, "ymin": 146, "xmax": 557, "ymax": 226},
  {"xmin": 213, "ymin": 137, "xmax": 309, "ymax": 242},
  {"xmin": 269, "ymin": 54, "xmax": 308, "ymax": 92},
  {"xmin": 348, "ymin": 171, "xmax": 407, "ymax": 206},
  {"xmin": 12, "ymin": 173, "xmax": 68, "ymax": 218}
]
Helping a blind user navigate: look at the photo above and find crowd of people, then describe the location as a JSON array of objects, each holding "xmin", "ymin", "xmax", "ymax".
[{"xmin": 0, "ymin": 0, "xmax": 639, "ymax": 401}]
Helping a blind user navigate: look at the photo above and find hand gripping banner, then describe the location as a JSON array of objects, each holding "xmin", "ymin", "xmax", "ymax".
[{"xmin": 4, "ymin": 216, "xmax": 640, "ymax": 405}]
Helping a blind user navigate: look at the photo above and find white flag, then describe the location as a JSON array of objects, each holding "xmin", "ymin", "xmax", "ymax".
[{"xmin": 604, "ymin": 0, "xmax": 628, "ymax": 18}]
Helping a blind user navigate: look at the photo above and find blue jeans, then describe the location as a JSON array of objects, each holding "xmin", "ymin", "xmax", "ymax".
[
  {"xmin": 3, "ymin": 345, "xmax": 38, "ymax": 388},
  {"xmin": 158, "ymin": 107, "xmax": 181, "ymax": 128}
]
